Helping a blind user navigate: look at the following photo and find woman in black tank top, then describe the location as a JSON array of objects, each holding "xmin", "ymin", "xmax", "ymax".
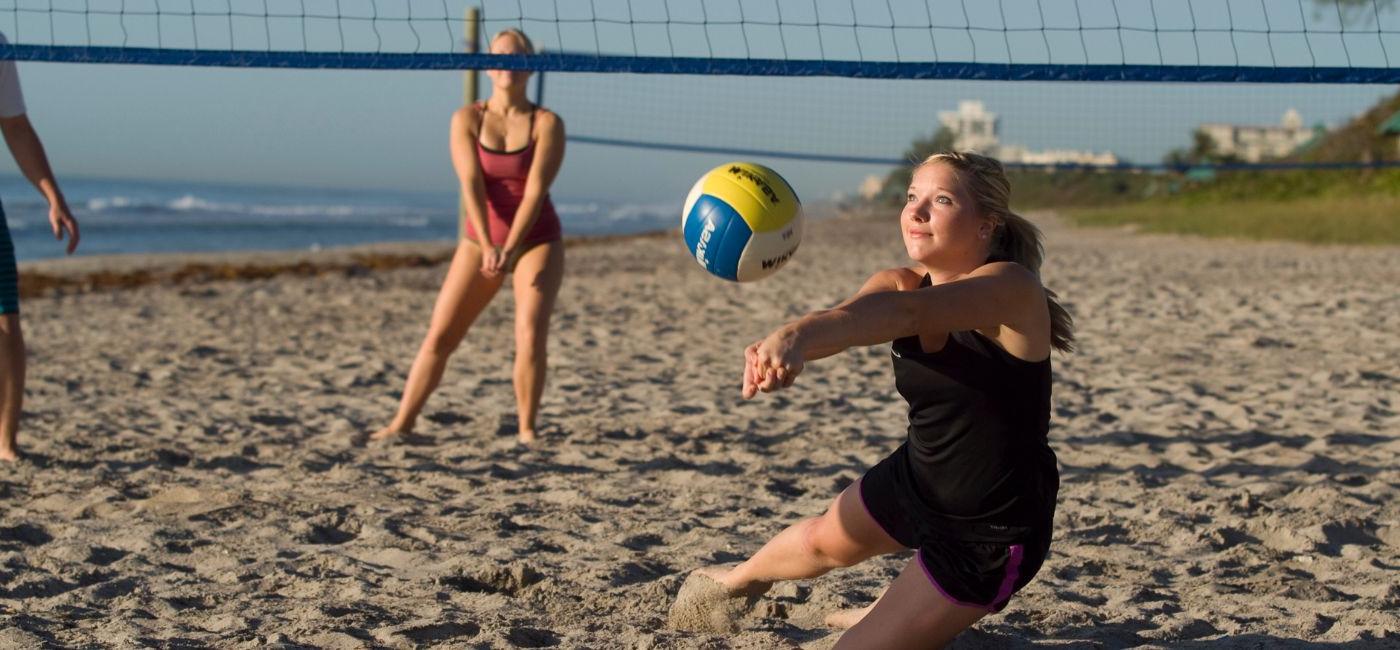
[{"xmin": 669, "ymin": 152, "xmax": 1075, "ymax": 647}]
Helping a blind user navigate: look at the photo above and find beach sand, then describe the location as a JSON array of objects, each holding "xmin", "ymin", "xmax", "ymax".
[{"xmin": 1, "ymin": 212, "xmax": 1397, "ymax": 648}]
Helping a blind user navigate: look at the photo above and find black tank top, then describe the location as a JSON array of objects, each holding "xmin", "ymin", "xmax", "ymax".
[{"xmin": 890, "ymin": 274, "xmax": 1058, "ymax": 530}]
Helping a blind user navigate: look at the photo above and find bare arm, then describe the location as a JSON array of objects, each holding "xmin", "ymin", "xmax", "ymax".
[
  {"xmin": 0, "ymin": 113, "xmax": 78, "ymax": 253},
  {"xmin": 742, "ymin": 263, "xmax": 1047, "ymax": 398},
  {"xmin": 790, "ymin": 263, "xmax": 1045, "ymax": 358},
  {"xmin": 741, "ymin": 267, "xmax": 910, "ymax": 397},
  {"xmin": 448, "ymin": 107, "xmax": 492, "ymax": 249},
  {"xmin": 797, "ymin": 267, "xmax": 911, "ymax": 361},
  {"xmin": 501, "ymin": 109, "xmax": 564, "ymax": 253}
]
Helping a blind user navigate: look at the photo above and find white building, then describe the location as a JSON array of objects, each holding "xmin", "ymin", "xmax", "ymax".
[
  {"xmin": 938, "ymin": 100, "xmax": 1001, "ymax": 153},
  {"xmin": 937, "ymin": 100, "xmax": 1118, "ymax": 166},
  {"xmin": 858, "ymin": 174, "xmax": 884, "ymax": 201},
  {"xmin": 1198, "ymin": 109, "xmax": 1314, "ymax": 163},
  {"xmin": 996, "ymin": 145, "xmax": 1122, "ymax": 167}
]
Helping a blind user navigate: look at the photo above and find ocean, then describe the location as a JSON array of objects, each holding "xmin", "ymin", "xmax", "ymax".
[{"xmin": 0, "ymin": 176, "xmax": 681, "ymax": 262}]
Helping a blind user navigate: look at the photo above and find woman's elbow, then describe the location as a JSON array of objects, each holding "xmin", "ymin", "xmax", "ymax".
[{"xmin": 0, "ymin": 114, "xmax": 31, "ymax": 138}]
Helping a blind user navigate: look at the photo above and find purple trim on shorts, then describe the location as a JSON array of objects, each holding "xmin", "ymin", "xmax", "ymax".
[
  {"xmin": 991, "ymin": 544, "xmax": 1025, "ymax": 611},
  {"xmin": 854, "ymin": 478, "xmax": 903, "ymax": 546},
  {"xmin": 915, "ymin": 544, "xmax": 1026, "ymax": 612},
  {"xmin": 915, "ymin": 549, "xmax": 990, "ymax": 610}
]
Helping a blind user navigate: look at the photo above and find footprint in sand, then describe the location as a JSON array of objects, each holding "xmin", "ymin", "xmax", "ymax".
[
  {"xmin": 0, "ymin": 523, "xmax": 53, "ymax": 547},
  {"xmin": 505, "ymin": 627, "xmax": 560, "ymax": 647}
]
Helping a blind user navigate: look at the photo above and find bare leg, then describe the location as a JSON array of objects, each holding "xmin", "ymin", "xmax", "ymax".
[
  {"xmin": 825, "ymin": 587, "xmax": 887, "ymax": 629},
  {"xmin": 0, "ymin": 314, "xmax": 22, "ymax": 462},
  {"xmin": 371, "ymin": 240, "xmax": 504, "ymax": 441},
  {"xmin": 670, "ymin": 480, "xmax": 905, "ymax": 632},
  {"xmin": 509, "ymin": 240, "xmax": 564, "ymax": 444},
  {"xmin": 711, "ymin": 479, "xmax": 905, "ymax": 592},
  {"xmin": 833, "ymin": 557, "xmax": 989, "ymax": 649}
]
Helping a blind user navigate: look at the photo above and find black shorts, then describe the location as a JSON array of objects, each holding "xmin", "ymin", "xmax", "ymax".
[
  {"xmin": 0, "ymin": 199, "xmax": 17, "ymax": 315},
  {"xmin": 859, "ymin": 448, "xmax": 1054, "ymax": 612}
]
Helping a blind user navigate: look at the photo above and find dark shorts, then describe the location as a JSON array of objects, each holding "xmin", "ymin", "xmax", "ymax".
[
  {"xmin": 0, "ymin": 200, "xmax": 17, "ymax": 315},
  {"xmin": 859, "ymin": 449, "xmax": 1054, "ymax": 612}
]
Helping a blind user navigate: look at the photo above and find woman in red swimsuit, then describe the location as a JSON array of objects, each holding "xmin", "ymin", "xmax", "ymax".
[{"xmin": 372, "ymin": 28, "xmax": 565, "ymax": 445}]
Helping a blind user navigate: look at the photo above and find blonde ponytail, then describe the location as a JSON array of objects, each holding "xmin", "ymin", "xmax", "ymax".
[{"xmin": 920, "ymin": 152, "xmax": 1076, "ymax": 353}]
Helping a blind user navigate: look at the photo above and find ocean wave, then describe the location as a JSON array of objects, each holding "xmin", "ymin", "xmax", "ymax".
[
  {"xmin": 86, "ymin": 195, "xmax": 136, "ymax": 211},
  {"xmin": 554, "ymin": 201, "xmax": 601, "ymax": 215},
  {"xmin": 73, "ymin": 193, "xmax": 444, "ymax": 223},
  {"xmin": 603, "ymin": 201, "xmax": 677, "ymax": 222},
  {"xmin": 250, "ymin": 205, "xmax": 354, "ymax": 217},
  {"xmin": 167, "ymin": 194, "xmax": 236, "ymax": 212},
  {"xmin": 559, "ymin": 201, "xmax": 676, "ymax": 224}
]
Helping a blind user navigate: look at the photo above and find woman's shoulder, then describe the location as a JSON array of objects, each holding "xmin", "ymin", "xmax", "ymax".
[
  {"xmin": 863, "ymin": 267, "xmax": 924, "ymax": 292},
  {"xmin": 452, "ymin": 102, "xmax": 485, "ymax": 128},
  {"xmin": 968, "ymin": 260, "xmax": 1042, "ymax": 290},
  {"xmin": 533, "ymin": 106, "xmax": 563, "ymax": 130}
]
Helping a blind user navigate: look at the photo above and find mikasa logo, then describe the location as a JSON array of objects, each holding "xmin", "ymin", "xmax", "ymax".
[{"xmin": 695, "ymin": 217, "xmax": 718, "ymax": 265}]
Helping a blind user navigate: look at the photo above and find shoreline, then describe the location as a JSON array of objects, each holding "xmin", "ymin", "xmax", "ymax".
[
  {"xmin": 15, "ymin": 202, "xmax": 856, "ymax": 300},
  {"xmin": 16, "ymin": 229, "xmax": 680, "ymax": 300}
]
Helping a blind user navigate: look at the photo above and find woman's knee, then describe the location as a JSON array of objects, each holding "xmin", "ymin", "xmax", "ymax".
[
  {"xmin": 0, "ymin": 314, "xmax": 20, "ymax": 339},
  {"xmin": 422, "ymin": 326, "xmax": 466, "ymax": 357},
  {"xmin": 513, "ymin": 315, "xmax": 550, "ymax": 350},
  {"xmin": 800, "ymin": 516, "xmax": 865, "ymax": 569},
  {"xmin": 514, "ymin": 331, "xmax": 547, "ymax": 364}
]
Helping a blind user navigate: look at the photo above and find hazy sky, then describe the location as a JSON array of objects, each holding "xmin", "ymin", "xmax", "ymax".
[{"xmin": 0, "ymin": 0, "xmax": 1395, "ymax": 203}]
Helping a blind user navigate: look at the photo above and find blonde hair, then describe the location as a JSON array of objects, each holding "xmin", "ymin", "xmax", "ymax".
[
  {"xmin": 919, "ymin": 151, "xmax": 1076, "ymax": 353},
  {"xmin": 491, "ymin": 28, "xmax": 536, "ymax": 54}
]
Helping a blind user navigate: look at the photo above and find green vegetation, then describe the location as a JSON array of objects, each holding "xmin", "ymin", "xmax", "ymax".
[
  {"xmin": 986, "ymin": 89, "xmax": 1400, "ymax": 245},
  {"xmin": 1008, "ymin": 170, "xmax": 1159, "ymax": 207},
  {"xmin": 1151, "ymin": 168, "xmax": 1400, "ymax": 203},
  {"xmin": 1054, "ymin": 168, "xmax": 1400, "ymax": 245},
  {"xmin": 878, "ymin": 89, "xmax": 1400, "ymax": 245},
  {"xmin": 1066, "ymin": 195, "xmax": 1400, "ymax": 245}
]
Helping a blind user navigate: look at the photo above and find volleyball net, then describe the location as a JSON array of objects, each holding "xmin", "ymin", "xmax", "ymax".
[
  {"xmin": 0, "ymin": 0, "xmax": 1395, "ymax": 81},
  {"xmin": 1, "ymin": 1, "xmax": 1397, "ymax": 178}
]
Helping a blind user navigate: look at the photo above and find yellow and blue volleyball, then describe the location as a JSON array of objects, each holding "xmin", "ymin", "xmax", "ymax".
[{"xmin": 682, "ymin": 162, "xmax": 803, "ymax": 282}]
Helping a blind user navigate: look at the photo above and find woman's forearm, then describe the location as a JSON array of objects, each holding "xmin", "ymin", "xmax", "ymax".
[
  {"xmin": 0, "ymin": 116, "xmax": 63, "ymax": 205},
  {"xmin": 502, "ymin": 189, "xmax": 546, "ymax": 250},
  {"xmin": 791, "ymin": 292, "xmax": 920, "ymax": 360},
  {"xmin": 462, "ymin": 181, "xmax": 494, "ymax": 247}
]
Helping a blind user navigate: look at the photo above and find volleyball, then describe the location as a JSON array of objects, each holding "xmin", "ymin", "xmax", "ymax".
[{"xmin": 682, "ymin": 162, "xmax": 803, "ymax": 282}]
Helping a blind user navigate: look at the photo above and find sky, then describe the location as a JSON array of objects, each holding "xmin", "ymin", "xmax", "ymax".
[{"xmin": 0, "ymin": 0, "xmax": 1395, "ymax": 204}]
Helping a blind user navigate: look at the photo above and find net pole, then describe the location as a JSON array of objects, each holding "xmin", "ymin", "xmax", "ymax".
[
  {"xmin": 535, "ymin": 67, "xmax": 545, "ymax": 106},
  {"xmin": 464, "ymin": 7, "xmax": 480, "ymax": 105},
  {"xmin": 459, "ymin": 6, "xmax": 481, "ymax": 241}
]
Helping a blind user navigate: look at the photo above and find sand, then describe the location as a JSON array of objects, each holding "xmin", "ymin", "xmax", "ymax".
[
  {"xmin": 1, "ymin": 211, "xmax": 1396, "ymax": 648},
  {"xmin": 667, "ymin": 571, "xmax": 758, "ymax": 634}
]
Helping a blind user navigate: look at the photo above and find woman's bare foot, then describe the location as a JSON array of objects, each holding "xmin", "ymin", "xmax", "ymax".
[
  {"xmin": 696, "ymin": 565, "xmax": 771, "ymax": 598},
  {"xmin": 824, "ymin": 603, "xmax": 875, "ymax": 629},
  {"xmin": 517, "ymin": 428, "xmax": 538, "ymax": 445},
  {"xmin": 368, "ymin": 425, "xmax": 411, "ymax": 442},
  {"xmin": 0, "ymin": 446, "xmax": 18, "ymax": 462},
  {"xmin": 667, "ymin": 567, "xmax": 770, "ymax": 633}
]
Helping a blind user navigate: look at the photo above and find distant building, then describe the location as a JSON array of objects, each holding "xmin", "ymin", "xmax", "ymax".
[
  {"xmin": 1198, "ymin": 109, "xmax": 1314, "ymax": 163},
  {"xmin": 995, "ymin": 145, "xmax": 1121, "ymax": 168},
  {"xmin": 858, "ymin": 175, "xmax": 884, "ymax": 201},
  {"xmin": 938, "ymin": 100, "xmax": 1000, "ymax": 153},
  {"xmin": 936, "ymin": 100, "xmax": 1118, "ymax": 166}
]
